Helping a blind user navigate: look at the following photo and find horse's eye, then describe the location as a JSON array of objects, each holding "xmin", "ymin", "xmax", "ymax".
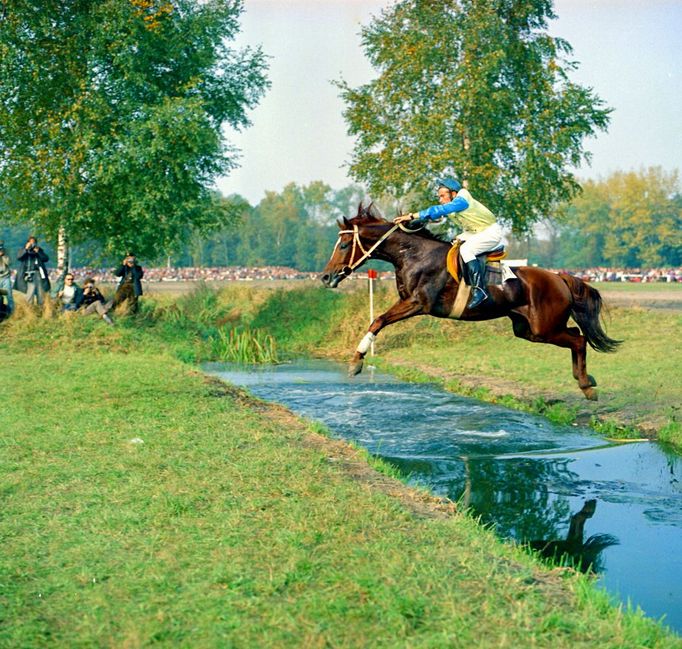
[{"xmin": 339, "ymin": 242, "xmax": 350, "ymax": 250}]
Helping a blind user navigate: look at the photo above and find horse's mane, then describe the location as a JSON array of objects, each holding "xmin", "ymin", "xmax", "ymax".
[{"xmin": 345, "ymin": 202, "xmax": 446, "ymax": 242}]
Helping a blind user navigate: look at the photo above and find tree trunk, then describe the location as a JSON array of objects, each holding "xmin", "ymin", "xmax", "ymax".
[{"xmin": 57, "ymin": 225, "xmax": 69, "ymax": 275}]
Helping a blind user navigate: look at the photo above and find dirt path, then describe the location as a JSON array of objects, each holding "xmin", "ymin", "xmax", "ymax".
[{"xmin": 600, "ymin": 287, "xmax": 682, "ymax": 310}]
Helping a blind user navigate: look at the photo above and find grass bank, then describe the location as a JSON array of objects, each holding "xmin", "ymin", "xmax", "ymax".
[{"xmin": 1, "ymin": 312, "xmax": 680, "ymax": 646}]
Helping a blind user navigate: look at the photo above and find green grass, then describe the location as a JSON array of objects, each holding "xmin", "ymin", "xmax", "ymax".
[{"xmin": 1, "ymin": 318, "xmax": 680, "ymax": 647}]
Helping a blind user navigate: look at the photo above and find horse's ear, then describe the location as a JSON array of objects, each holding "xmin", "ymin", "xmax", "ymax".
[
  {"xmin": 357, "ymin": 201, "xmax": 365, "ymax": 218},
  {"xmin": 341, "ymin": 216, "xmax": 351, "ymax": 228},
  {"xmin": 367, "ymin": 202, "xmax": 386, "ymax": 222}
]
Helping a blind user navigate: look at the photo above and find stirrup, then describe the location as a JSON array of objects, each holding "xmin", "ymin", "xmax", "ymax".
[{"xmin": 467, "ymin": 287, "xmax": 488, "ymax": 310}]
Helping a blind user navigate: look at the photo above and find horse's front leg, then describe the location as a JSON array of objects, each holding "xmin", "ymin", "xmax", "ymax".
[{"xmin": 349, "ymin": 298, "xmax": 424, "ymax": 376}]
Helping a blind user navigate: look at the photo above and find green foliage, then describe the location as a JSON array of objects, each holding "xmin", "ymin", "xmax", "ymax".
[
  {"xmin": 560, "ymin": 168, "xmax": 682, "ymax": 268},
  {"xmin": 504, "ymin": 167, "xmax": 682, "ymax": 269},
  {"xmin": 338, "ymin": 0, "xmax": 611, "ymax": 234},
  {"xmin": 177, "ymin": 182, "xmax": 366, "ymax": 270},
  {"xmin": 0, "ymin": 0, "xmax": 269, "ymax": 258},
  {"xmin": 182, "ymin": 182, "xmax": 375, "ymax": 270}
]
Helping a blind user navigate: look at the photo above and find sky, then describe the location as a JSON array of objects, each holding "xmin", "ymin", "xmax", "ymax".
[{"xmin": 217, "ymin": 0, "xmax": 682, "ymax": 205}]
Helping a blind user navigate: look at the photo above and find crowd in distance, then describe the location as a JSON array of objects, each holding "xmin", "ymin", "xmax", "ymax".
[{"xmin": 43, "ymin": 264, "xmax": 682, "ymax": 285}]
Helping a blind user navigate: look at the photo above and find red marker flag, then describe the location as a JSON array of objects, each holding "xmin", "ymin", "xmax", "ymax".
[{"xmin": 367, "ymin": 269, "xmax": 378, "ymax": 279}]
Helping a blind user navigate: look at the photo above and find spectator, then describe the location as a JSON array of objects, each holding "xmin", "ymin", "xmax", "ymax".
[
  {"xmin": 0, "ymin": 240, "xmax": 13, "ymax": 318},
  {"xmin": 81, "ymin": 277, "xmax": 114, "ymax": 325},
  {"xmin": 15, "ymin": 236, "xmax": 50, "ymax": 306},
  {"xmin": 112, "ymin": 252, "xmax": 144, "ymax": 314},
  {"xmin": 55, "ymin": 272, "xmax": 83, "ymax": 312}
]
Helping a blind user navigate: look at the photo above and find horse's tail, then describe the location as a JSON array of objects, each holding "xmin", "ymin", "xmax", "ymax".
[{"xmin": 559, "ymin": 273, "xmax": 622, "ymax": 353}]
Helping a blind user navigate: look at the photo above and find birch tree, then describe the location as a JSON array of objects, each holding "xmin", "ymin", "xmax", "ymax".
[
  {"xmin": 338, "ymin": 0, "xmax": 611, "ymax": 232},
  {"xmin": 0, "ymin": 0, "xmax": 269, "ymax": 261}
]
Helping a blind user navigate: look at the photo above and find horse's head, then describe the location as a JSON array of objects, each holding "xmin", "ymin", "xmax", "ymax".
[{"xmin": 319, "ymin": 203, "xmax": 390, "ymax": 288}]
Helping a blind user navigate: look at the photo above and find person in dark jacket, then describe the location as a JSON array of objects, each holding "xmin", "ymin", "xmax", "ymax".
[
  {"xmin": 112, "ymin": 252, "xmax": 144, "ymax": 313},
  {"xmin": 81, "ymin": 277, "xmax": 114, "ymax": 325},
  {"xmin": 14, "ymin": 236, "xmax": 50, "ymax": 306}
]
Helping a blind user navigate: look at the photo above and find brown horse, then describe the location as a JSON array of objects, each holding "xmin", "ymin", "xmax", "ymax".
[{"xmin": 320, "ymin": 204, "xmax": 621, "ymax": 400}]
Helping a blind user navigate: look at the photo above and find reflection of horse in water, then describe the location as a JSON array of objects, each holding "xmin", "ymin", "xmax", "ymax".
[
  {"xmin": 527, "ymin": 499, "xmax": 619, "ymax": 573},
  {"xmin": 320, "ymin": 204, "xmax": 621, "ymax": 400}
]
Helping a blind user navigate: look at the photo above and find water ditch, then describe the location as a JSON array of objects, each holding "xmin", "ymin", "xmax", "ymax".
[{"xmin": 204, "ymin": 359, "xmax": 682, "ymax": 633}]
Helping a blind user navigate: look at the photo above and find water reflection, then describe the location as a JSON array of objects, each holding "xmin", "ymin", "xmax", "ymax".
[
  {"xmin": 204, "ymin": 360, "xmax": 682, "ymax": 633},
  {"xmin": 526, "ymin": 499, "xmax": 619, "ymax": 573}
]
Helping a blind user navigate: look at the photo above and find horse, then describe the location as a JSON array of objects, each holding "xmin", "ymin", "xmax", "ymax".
[{"xmin": 319, "ymin": 203, "xmax": 621, "ymax": 400}]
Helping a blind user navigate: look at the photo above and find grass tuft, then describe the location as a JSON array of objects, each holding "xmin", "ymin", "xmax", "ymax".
[{"xmin": 211, "ymin": 326, "xmax": 279, "ymax": 363}]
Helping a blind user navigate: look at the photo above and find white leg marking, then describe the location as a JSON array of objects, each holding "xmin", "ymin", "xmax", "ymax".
[{"xmin": 356, "ymin": 332, "xmax": 377, "ymax": 355}]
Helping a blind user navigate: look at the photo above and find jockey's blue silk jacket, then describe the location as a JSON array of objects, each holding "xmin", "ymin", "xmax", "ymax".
[{"xmin": 416, "ymin": 188, "xmax": 497, "ymax": 234}]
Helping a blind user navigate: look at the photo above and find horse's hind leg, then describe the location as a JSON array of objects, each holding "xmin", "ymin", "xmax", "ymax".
[
  {"xmin": 567, "ymin": 326, "xmax": 597, "ymax": 387},
  {"xmin": 547, "ymin": 328, "xmax": 598, "ymax": 401},
  {"xmin": 509, "ymin": 314, "xmax": 597, "ymax": 400}
]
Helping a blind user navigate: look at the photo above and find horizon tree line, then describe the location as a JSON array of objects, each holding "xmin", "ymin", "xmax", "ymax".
[{"xmin": 3, "ymin": 168, "xmax": 680, "ymax": 272}]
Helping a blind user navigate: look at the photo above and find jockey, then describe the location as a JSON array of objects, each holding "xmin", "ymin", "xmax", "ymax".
[{"xmin": 394, "ymin": 177, "xmax": 503, "ymax": 309}]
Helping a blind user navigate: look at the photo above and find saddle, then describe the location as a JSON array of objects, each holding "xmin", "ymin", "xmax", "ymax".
[
  {"xmin": 446, "ymin": 241, "xmax": 508, "ymax": 319},
  {"xmin": 446, "ymin": 241, "xmax": 507, "ymax": 284}
]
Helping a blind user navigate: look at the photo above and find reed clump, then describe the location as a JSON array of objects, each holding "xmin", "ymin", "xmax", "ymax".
[{"xmin": 211, "ymin": 326, "xmax": 279, "ymax": 364}]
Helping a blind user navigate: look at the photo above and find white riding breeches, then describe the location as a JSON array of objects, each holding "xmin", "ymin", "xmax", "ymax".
[{"xmin": 458, "ymin": 223, "xmax": 503, "ymax": 263}]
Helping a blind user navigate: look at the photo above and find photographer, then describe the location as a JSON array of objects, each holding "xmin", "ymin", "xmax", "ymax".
[
  {"xmin": 15, "ymin": 236, "xmax": 50, "ymax": 306},
  {"xmin": 81, "ymin": 277, "xmax": 114, "ymax": 325},
  {"xmin": 0, "ymin": 240, "xmax": 13, "ymax": 318},
  {"xmin": 112, "ymin": 252, "xmax": 144, "ymax": 314}
]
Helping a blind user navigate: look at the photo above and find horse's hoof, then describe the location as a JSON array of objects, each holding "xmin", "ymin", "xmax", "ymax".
[
  {"xmin": 348, "ymin": 361, "xmax": 364, "ymax": 377},
  {"xmin": 581, "ymin": 387, "xmax": 598, "ymax": 401},
  {"xmin": 587, "ymin": 374, "xmax": 598, "ymax": 387}
]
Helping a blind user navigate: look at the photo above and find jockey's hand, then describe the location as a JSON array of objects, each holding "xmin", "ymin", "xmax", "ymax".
[{"xmin": 394, "ymin": 213, "xmax": 415, "ymax": 224}]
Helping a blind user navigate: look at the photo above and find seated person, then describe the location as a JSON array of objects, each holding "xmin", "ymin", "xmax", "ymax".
[
  {"xmin": 81, "ymin": 277, "xmax": 114, "ymax": 325},
  {"xmin": 55, "ymin": 272, "xmax": 83, "ymax": 311}
]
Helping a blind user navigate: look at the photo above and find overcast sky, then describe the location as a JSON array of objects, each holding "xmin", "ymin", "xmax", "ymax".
[{"xmin": 218, "ymin": 0, "xmax": 682, "ymax": 204}]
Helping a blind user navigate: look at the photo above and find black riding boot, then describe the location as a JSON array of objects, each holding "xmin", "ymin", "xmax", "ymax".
[{"xmin": 465, "ymin": 259, "xmax": 488, "ymax": 309}]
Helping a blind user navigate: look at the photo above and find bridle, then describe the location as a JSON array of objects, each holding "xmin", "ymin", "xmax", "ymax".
[{"xmin": 330, "ymin": 221, "xmax": 422, "ymax": 279}]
